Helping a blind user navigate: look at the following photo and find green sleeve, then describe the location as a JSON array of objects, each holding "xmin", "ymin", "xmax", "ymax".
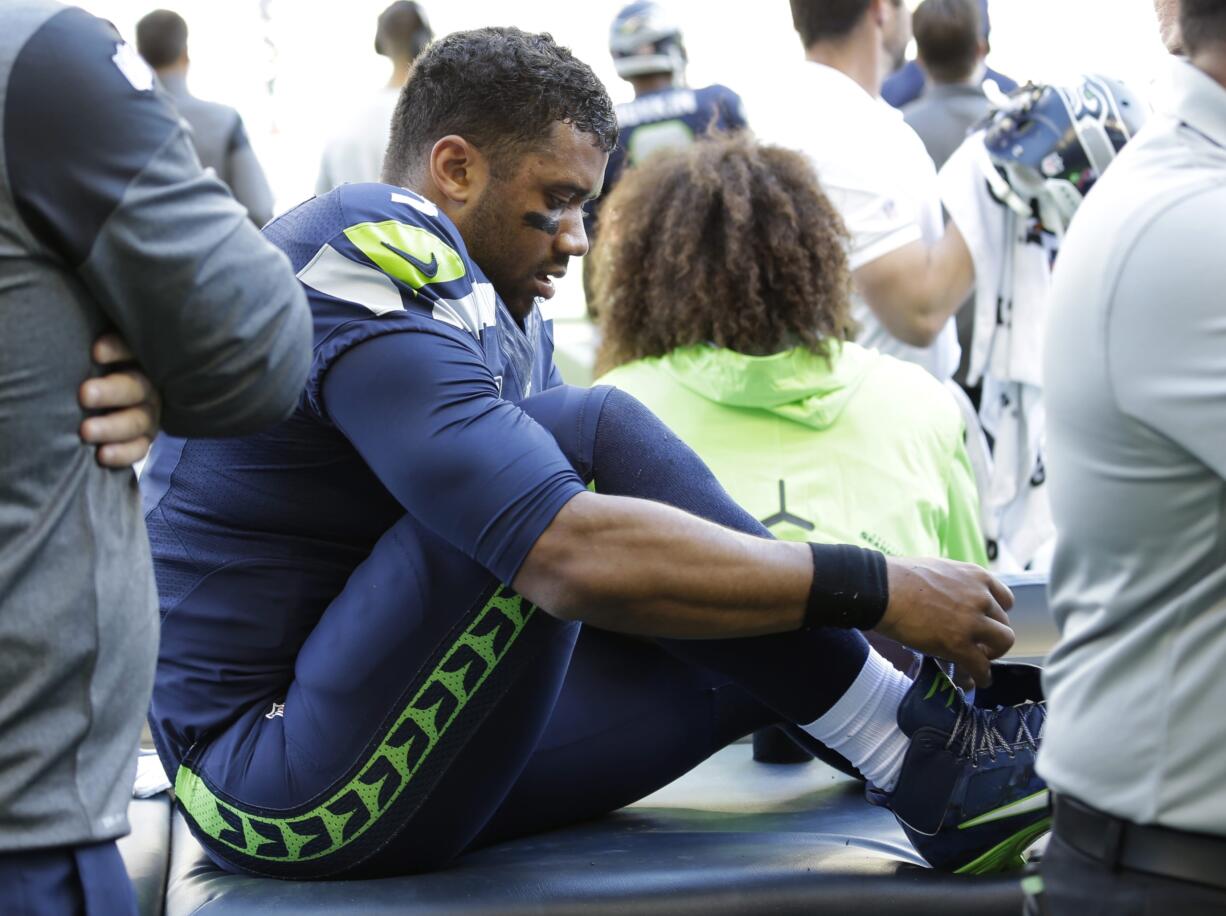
[{"xmin": 940, "ymin": 424, "xmax": 990, "ymax": 567}]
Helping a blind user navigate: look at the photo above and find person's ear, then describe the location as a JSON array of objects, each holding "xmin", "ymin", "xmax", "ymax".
[
  {"xmin": 427, "ymin": 135, "xmax": 490, "ymax": 207},
  {"xmin": 869, "ymin": 0, "xmax": 887, "ymax": 29}
]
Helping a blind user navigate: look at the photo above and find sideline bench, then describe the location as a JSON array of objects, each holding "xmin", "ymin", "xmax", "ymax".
[
  {"xmin": 120, "ymin": 745, "xmax": 1026, "ymax": 915},
  {"xmin": 119, "ymin": 574, "xmax": 1050, "ymax": 914}
]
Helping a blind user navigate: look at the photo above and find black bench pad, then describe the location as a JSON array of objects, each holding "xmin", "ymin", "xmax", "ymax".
[
  {"xmin": 117, "ymin": 794, "xmax": 172, "ymax": 916},
  {"xmin": 160, "ymin": 745, "xmax": 1024, "ymax": 915}
]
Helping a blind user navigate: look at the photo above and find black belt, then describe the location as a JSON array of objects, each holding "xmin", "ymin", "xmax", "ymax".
[{"xmin": 1052, "ymin": 793, "xmax": 1226, "ymax": 891}]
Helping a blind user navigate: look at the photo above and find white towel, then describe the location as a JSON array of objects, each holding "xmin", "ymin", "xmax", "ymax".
[
  {"xmin": 938, "ymin": 133, "xmax": 1057, "ymax": 570},
  {"xmin": 133, "ymin": 749, "xmax": 172, "ymax": 798},
  {"xmin": 979, "ymin": 378, "xmax": 1054, "ymax": 571},
  {"xmin": 938, "ymin": 133, "xmax": 1053, "ymax": 388}
]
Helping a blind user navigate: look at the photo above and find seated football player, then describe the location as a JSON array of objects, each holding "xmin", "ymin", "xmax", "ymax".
[{"xmin": 142, "ymin": 27, "xmax": 1046, "ymax": 881}]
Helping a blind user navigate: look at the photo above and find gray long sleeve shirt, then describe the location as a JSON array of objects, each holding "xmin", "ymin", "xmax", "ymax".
[
  {"xmin": 0, "ymin": 1, "xmax": 311, "ymax": 850},
  {"xmin": 1039, "ymin": 58, "xmax": 1226, "ymax": 835},
  {"xmin": 157, "ymin": 71, "xmax": 275, "ymax": 227}
]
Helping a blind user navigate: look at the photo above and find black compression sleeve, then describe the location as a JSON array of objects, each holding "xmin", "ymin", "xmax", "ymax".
[{"xmin": 803, "ymin": 543, "xmax": 889, "ymax": 630}]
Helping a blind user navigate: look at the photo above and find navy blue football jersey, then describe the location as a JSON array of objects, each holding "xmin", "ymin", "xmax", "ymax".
[
  {"xmin": 587, "ymin": 83, "xmax": 747, "ymax": 237},
  {"xmin": 141, "ymin": 183, "xmax": 585, "ymax": 758}
]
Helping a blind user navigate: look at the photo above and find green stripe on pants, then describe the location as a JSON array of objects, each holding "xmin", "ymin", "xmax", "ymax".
[{"xmin": 175, "ymin": 585, "xmax": 536, "ymax": 865}]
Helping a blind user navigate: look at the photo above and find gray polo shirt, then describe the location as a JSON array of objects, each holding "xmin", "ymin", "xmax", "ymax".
[
  {"xmin": 902, "ymin": 81, "xmax": 989, "ymax": 170},
  {"xmin": 1039, "ymin": 58, "xmax": 1226, "ymax": 834}
]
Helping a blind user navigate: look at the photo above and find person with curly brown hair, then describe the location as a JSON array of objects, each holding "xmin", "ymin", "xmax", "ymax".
[{"xmin": 594, "ymin": 134, "xmax": 987, "ymax": 571}]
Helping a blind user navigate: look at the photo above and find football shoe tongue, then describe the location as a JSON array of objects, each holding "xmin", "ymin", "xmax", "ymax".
[{"xmin": 898, "ymin": 657, "xmax": 965, "ymax": 737}]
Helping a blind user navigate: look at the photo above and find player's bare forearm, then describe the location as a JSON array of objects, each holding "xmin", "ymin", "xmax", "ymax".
[
  {"xmin": 929, "ymin": 219, "xmax": 975, "ymax": 317},
  {"xmin": 853, "ymin": 222, "xmax": 975, "ymax": 347},
  {"xmin": 514, "ymin": 491, "xmax": 812, "ymax": 638},
  {"xmin": 514, "ymin": 491, "xmax": 1016, "ymax": 685}
]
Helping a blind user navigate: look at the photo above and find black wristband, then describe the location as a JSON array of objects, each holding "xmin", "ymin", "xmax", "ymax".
[{"xmin": 803, "ymin": 543, "xmax": 889, "ymax": 631}]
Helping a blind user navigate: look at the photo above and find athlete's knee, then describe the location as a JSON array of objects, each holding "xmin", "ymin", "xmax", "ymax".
[
  {"xmin": 518, "ymin": 384, "xmax": 613, "ymax": 481},
  {"xmin": 596, "ymin": 385, "xmax": 666, "ymax": 434},
  {"xmin": 591, "ymin": 386, "xmax": 712, "ymax": 484},
  {"xmin": 597, "ymin": 385, "xmax": 703, "ymax": 451},
  {"xmin": 588, "ymin": 388, "xmax": 772, "ymax": 538}
]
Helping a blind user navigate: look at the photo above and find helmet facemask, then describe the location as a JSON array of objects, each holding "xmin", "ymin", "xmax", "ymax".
[
  {"xmin": 979, "ymin": 74, "xmax": 1148, "ymax": 241},
  {"xmin": 609, "ymin": 2, "xmax": 688, "ymax": 82}
]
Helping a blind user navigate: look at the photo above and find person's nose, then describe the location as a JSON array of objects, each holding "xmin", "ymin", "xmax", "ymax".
[{"xmin": 555, "ymin": 208, "xmax": 588, "ymax": 259}]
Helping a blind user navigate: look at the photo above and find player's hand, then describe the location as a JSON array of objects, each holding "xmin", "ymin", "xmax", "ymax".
[
  {"xmin": 875, "ymin": 557, "xmax": 1014, "ymax": 688},
  {"xmin": 79, "ymin": 333, "xmax": 161, "ymax": 468}
]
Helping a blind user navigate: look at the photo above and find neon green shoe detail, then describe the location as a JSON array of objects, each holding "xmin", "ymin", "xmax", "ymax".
[
  {"xmin": 954, "ymin": 815, "xmax": 1052, "ymax": 875},
  {"xmin": 959, "ymin": 789, "xmax": 1050, "ymax": 830}
]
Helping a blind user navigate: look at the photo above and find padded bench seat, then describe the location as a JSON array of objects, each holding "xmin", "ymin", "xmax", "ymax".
[
  {"xmin": 117, "ymin": 793, "xmax": 172, "ymax": 916},
  {"xmin": 148, "ymin": 745, "xmax": 1025, "ymax": 915}
]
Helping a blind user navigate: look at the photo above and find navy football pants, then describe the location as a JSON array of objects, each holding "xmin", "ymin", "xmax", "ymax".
[{"xmin": 172, "ymin": 386, "xmax": 870, "ymax": 878}]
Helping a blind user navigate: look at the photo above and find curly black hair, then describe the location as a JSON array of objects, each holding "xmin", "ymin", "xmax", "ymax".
[
  {"xmin": 593, "ymin": 133, "xmax": 855, "ymax": 374},
  {"xmin": 382, "ymin": 27, "xmax": 618, "ymax": 183}
]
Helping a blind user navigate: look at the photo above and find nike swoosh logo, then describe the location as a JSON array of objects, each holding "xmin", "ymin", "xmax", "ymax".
[
  {"xmin": 381, "ymin": 241, "xmax": 438, "ymax": 278},
  {"xmin": 958, "ymin": 789, "xmax": 1050, "ymax": 829}
]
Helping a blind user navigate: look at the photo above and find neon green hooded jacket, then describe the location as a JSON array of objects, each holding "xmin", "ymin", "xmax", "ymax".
[{"xmin": 595, "ymin": 341, "xmax": 987, "ymax": 565}]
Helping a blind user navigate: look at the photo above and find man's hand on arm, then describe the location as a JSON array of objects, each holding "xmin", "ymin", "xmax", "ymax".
[
  {"xmin": 79, "ymin": 333, "xmax": 160, "ymax": 468},
  {"xmin": 6, "ymin": 10, "xmax": 311, "ymax": 442},
  {"xmin": 852, "ymin": 220, "xmax": 975, "ymax": 348}
]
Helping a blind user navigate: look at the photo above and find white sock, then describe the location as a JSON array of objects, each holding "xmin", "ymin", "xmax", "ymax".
[{"xmin": 799, "ymin": 650, "xmax": 911, "ymax": 792}]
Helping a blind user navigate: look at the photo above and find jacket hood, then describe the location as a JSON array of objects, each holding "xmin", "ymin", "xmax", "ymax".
[{"xmin": 661, "ymin": 342, "xmax": 877, "ymax": 430}]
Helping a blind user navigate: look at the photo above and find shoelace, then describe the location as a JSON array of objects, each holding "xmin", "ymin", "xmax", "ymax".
[{"xmin": 945, "ymin": 700, "xmax": 1046, "ymax": 765}]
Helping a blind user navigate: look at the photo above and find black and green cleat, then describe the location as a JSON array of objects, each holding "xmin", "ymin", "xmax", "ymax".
[{"xmin": 869, "ymin": 657, "xmax": 1050, "ymax": 874}]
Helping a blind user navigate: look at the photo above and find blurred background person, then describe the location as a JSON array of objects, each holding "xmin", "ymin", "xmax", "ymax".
[
  {"xmin": 0, "ymin": 2, "xmax": 310, "ymax": 910},
  {"xmin": 136, "ymin": 8, "xmax": 275, "ymax": 226},
  {"xmin": 902, "ymin": 0, "xmax": 993, "ymax": 398},
  {"xmin": 759, "ymin": 0, "xmax": 975, "ymax": 384},
  {"xmin": 315, "ymin": 0, "xmax": 432, "ymax": 193},
  {"xmin": 903, "ymin": 0, "xmax": 991, "ymax": 170},
  {"xmin": 936, "ymin": 73, "xmax": 1148, "ymax": 570},
  {"xmin": 585, "ymin": 1, "xmax": 747, "ymax": 249},
  {"xmin": 882, "ymin": 0, "xmax": 1016, "ymax": 108}
]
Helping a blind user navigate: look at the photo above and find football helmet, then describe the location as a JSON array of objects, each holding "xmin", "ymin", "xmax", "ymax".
[
  {"xmin": 981, "ymin": 74, "xmax": 1148, "ymax": 237},
  {"xmin": 609, "ymin": 2, "xmax": 687, "ymax": 80}
]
